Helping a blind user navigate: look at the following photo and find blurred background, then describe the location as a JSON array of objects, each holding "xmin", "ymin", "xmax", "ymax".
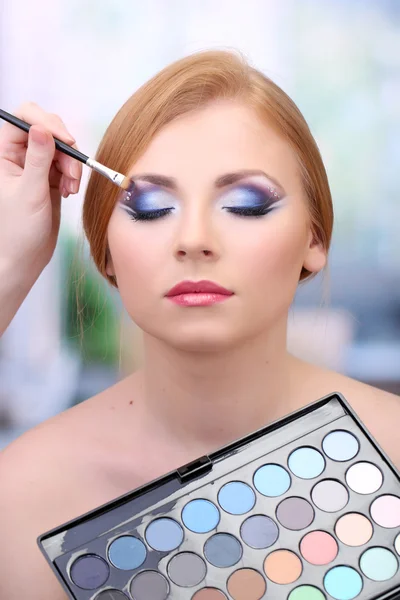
[{"xmin": 0, "ymin": 0, "xmax": 399, "ymax": 449}]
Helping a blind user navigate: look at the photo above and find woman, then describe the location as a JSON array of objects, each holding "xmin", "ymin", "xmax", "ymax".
[{"xmin": 0, "ymin": 50, "xmax": 398, "ymax": 600}]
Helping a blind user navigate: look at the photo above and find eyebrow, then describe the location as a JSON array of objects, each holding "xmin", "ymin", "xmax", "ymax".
[{"xmin": 131, "ymin": 169, "xmax": 285, "ymax": 195}]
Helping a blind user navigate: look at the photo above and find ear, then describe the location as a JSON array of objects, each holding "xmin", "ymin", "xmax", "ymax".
[
  {"xmin": 105, "ymin": 250, "xmax": 116, "ymax": 278},
  {"xmin": 303, "ymin": 229, "xmax": 327, "ymax": 274}
]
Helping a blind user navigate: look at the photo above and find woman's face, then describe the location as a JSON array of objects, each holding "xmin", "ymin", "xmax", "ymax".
[{"xmin": 106, "ymin": 101, "xmax": 326, "ymax": 351}]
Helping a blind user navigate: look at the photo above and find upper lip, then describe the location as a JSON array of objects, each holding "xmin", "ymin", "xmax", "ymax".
[{"xmin": 166, "ymin": 280, "xmax": 233, "ymax": 297}]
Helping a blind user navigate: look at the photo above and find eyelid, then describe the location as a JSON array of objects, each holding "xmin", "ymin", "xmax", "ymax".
[
  {"xmin": 218, "ymin": 177, "xmax": 283, "ymax": 201},
  {"xmin": 123, "ymin": 175, "xmax": 283, "ymax": 205}
]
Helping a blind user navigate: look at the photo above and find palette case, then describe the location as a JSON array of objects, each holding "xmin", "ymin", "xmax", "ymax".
[{"xmin": 38, "ymin": 392, "xmax": 400, "ymax": 600}]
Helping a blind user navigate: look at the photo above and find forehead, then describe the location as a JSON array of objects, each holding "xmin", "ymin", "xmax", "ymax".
[{"xmin": 128, "ymin": 101, "xmax": 301, "ymax": 192}]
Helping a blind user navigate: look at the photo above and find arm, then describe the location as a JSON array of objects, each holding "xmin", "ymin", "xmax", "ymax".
[
  {"xmin": 0, "ymin": 260, "xmax": 37, "ymax": 336},
  {"xmin": 0, "ymin": 102, "xmax": 82, "ymax": 337}
]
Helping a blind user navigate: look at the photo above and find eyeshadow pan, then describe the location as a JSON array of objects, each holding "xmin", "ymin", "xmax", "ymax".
[
  {"xmin": 264, "ymin": 549, "xmax": 302, "ymax": 584},
  {"xmin": 346, "ymin": 462, "xmax": 383, "ymax": 494},
  {"xmin": 300, "ymin": 530, "xmax": 338, "ymax": 565},
  {"xmin": 240, "ymin": 515, "xmax": 279, "ymax": 549},
  {"xmin": 253, "ymin": 464, "xmax": 291, "ymax": 497},
  {"xmin": 335, "ymin": 513, "xmax": 373, "ymax": 546},
  {"xmin": 395, "ymin": 533, "xmax": 400, "ymax": 555},
  {"xmin": 167, "ymin": 552, "xmax": 206, "ymax": 587},
  {"xmin": 192, "ymin": 589, "xmax": 227, "ymax": 599},
  {"xmin": 95, "ymin": 591, "xmax": 127, "ymax": 600},
  {"xmin": 288, "ymin": 447, "xmax": 325, "ymax": 479},
  {"xmin": 322, "ymin": 430, "xmax": 359, "ymax": 462},
  {"xmin": 288, "ymin": 585, "xmax": 325, "ymax": 600},
  {"xmin": 129, "ymin": 570, "xmax": 169, "ymax": 600},
  {"xmin": 70, "ymin": 555, "xmax": 109, "ymax": 590},
  {"xmin": 360, "ymin": 547, "xmax": 398, "ymax": 581},
  {"xmin": 108, "ymin": 536, "xmax": 146, "ymax": 570},
  {"xmin": 218, "ymin": 481, "xmax": 256, "ymax": 515},
  {"xmin": 227, "ymin": 568, "xmax": 266, "ymax": 600},
  {"xmin": 324, "ymin": 565, "xmax": 363, "ymax": 600},
  {"xmin": 145, "ymin": 517, "xmax": 183, "ymax": 551},
  {"xmin": 276, "ymin": 497, "xmax": 314, "ymax": 530},
  {"xmin": 311, "ymin": 479, "xmax": 349, "ymax": 512},
  {"xmin": 182, "ymin": 499, "xmax": 220, "ymax": 533},
  {"xmin": 370, "ymin": 495, "xmax": 400, "ymax": 528},
  {"xmin": 204, "ymin": 533, "xmax": 243, "ymax": 568}
]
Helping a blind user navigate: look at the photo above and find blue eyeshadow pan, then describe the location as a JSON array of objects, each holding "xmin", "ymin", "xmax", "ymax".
[
  {"xmin": 253, "ymin": 463, "xmax": 291, "ymax": 497},
  {"xmin": 70, "ymin": 555, "xmax": 109, "ymax": 590},
  {"xmin": 204, "ymin": 533, "xmax": 243, "ymax": 568},
  {"xmin": 288, "ymin": 447, "xmax": 325, "ymax": 479},
  {"xmin": 324, "ymin": 565, "xmax": 363, "ymax": 599},
  {"xmin": 218, "ymin": 481, "xmax": 256, "ymax": 515},
  {"xmin": 322, "ymin": 430, "xmax": 359, "ymax": 462},
  {"xmin": 108, "ymin": 536, "xmax": 146, "ymax": 570},
  {"xmin": 182, "ymin": 498, "xmax": 220, "ymax": 533},
  {"xmin": 145, "ymin": 518, "xmax": 183, "ymax": 552}
]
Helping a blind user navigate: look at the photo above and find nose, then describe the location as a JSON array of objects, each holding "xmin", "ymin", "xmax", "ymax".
[{"xmin": 173, "ymin": 206, "xmax": 220, "ymax": 262}]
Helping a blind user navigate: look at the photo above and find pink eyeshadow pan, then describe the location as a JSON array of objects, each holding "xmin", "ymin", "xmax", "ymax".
[{"xmin": 300, "ymin": 531, "xmax": 338, "ymax": 565}]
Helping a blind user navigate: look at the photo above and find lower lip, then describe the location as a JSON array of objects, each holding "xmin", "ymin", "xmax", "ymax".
[{"xmin": 167, "ymin": 293, "xmax": 233, "ymax": 306}]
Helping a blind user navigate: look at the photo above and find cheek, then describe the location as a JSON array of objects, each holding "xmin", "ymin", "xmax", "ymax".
[
  {"xmin": 232, "ymin": 211, "xmax": 309, "ymax": 285},
  {"xmin": 107, "ymin": 218, "xmax": 165, "ymax": 306}
]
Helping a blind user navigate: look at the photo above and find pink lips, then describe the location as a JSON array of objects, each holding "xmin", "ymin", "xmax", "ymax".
[{"xmin": 165, "ymin": 280, "xmax": 234, "ymax": 307}]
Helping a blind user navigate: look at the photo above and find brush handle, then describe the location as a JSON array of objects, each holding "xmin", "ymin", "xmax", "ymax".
[{"xmin": 0, "ymin": 108, "xmax": 89, "ymax": 163}]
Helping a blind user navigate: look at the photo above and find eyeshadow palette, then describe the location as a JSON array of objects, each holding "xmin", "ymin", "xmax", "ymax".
[{"xmin": 38, "ymin": 393, "xmax": 400, "ymax": 600}]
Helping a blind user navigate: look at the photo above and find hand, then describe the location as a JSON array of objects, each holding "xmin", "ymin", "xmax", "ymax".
[{"xmin": 0, "ymin": 101, "xmax": 83, "ymax": 284}]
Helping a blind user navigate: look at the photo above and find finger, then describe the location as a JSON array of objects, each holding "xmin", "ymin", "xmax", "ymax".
[
  {"xmin": 0, "ymin": 102, "xmax": 76, "ymax": 155},
  {"xmin": 54, "ymin": 144, "xmax": 83, "ymax": 181},
  {"xmin": 21, "ymin": 126, "xmax": 56, "ymax": 194},
  {"xmin": 49, "ymin": 162, "xmax": 62, "ymax": 189},
  {"xmin": 59, "ymin": 173, "xmax": 70, "ymax": 198}
]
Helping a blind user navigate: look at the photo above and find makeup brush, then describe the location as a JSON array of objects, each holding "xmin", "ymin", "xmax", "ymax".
[{"xmin": 0, "ymin": 108, "xmax": 131, "ymax": 190}]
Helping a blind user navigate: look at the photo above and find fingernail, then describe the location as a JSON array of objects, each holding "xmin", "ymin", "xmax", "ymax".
[
  {"xmin": 70, "ymin": 162, "xmax": 80, "ymax": 179},
  {"xmin": 70, "ymin": 180, "xmax": 79, "ymax": 194}
]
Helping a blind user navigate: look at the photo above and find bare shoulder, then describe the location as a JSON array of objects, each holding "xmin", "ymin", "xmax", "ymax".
[
  {"xmin": 0, "ymin": 378, "xmax": 131, "ymax": 600},
  {"xmin": 0, "ymin": 421, "xmax": 77, "ymax": 598},
  {"xmin": 301, "ymin": 361, "xmax": 400, "ymax": 467}
]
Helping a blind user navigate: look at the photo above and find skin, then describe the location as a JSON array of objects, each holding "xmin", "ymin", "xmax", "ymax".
[{"xmin": 0, "ymin": 101, "xmax": 399, "ymax": 600}]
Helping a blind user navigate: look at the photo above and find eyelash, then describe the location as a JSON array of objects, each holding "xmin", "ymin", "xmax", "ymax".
[{"xmin": 128, "ymin": 205, "xmax": 276, "ymax": 222}]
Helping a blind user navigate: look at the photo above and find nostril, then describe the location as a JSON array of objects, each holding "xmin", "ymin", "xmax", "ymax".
[{"xmin": 203, "ymin": 249, "xmax": 212, "ymax": 256}]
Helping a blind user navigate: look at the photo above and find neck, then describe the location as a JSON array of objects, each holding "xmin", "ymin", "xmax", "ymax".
[{"xmin": 134, "ymin": 319, "xmax": 306, "ymax": 455}]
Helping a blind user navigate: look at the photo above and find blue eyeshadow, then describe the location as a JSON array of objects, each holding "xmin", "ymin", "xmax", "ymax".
[
  {"xmin": 182, "ymin": 498, "xmax": 220, "ymax": 533},
  {"xmin": 288, "ymin": 447, "xmax": 325, "ymax": 479},
  {"xmin": 240, "ymin": 515, "xmax": 279, "ymax": 549},
  {"xmin": 253, "ymin": 463, "xmax": 291, "ymax": 497},
  {"xmin": 322, "ymin": 430, "xmax": 359, "ymax": 462},
  {"xmin": 145, "ymin": 518, "xmax": 183, "ymax": 552},
  {"xmin": 323, "ymin": 565, "xmax": 363, "ymax": 599},
  {"xmin": 108, "ymin": 536, "xmax": 146, "ymax": 570},
  {"xmin": 70, "ymin": 554, "xmax": 109, "ymax": 590},
  {"xmin": 204, "ymin": 533, "xmax": 243, "ymax": 568},
  {"xmin": 218, "ymin": 481, "xmax": 256, "ymax": 515}
]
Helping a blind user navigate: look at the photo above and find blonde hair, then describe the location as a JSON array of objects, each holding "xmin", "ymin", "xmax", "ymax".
[{"xmin": 83, "ymin": 49, "xmax": 333, "ymax": 284}]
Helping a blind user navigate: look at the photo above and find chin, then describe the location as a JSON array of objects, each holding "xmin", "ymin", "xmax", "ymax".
[{"xmin": 152, "ymin": 321, "xmax": 244, "ymax": 353}]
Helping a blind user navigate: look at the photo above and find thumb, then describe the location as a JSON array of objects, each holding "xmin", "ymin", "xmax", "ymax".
[{"xmin": 22, "ymin": 125, "xmax": 55, "ymax": 188}]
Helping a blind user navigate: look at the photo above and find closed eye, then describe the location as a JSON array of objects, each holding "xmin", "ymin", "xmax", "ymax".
[
  {"xmin": 220, "ymin": 183, "xmax": 280, "ymax": 217},
  {"xmin": 120, "ymin": 182, "xmax": 177, "ymax": 221},
  {"xmin": 119, "ymin": 179, "xmax": 282, "ymax": 222}
]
